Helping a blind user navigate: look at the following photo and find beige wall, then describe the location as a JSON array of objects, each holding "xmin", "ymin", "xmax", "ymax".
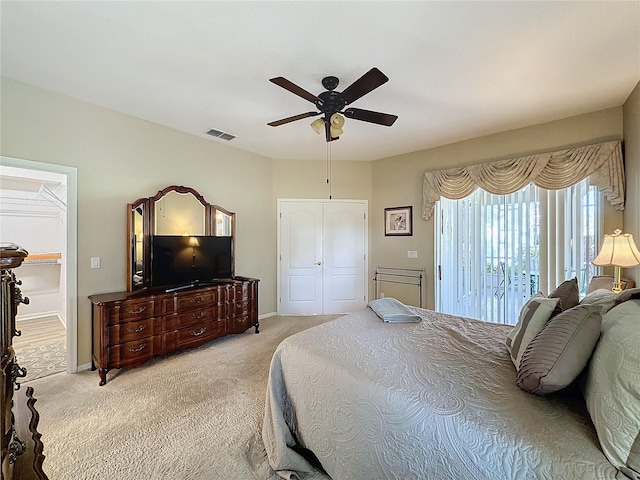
[
  {"xmin": 1, "ymin": 76, "xmax": 634, "ymax": 367},
  {"xmin": 0, "ymin": 78, "xmax": 373, "ymax": 367},
  {"xmin": 370, "ymin": 108, "xmax": 625, "ymax": 309},
  {"xmin": 623, "ymin": 81, "xmax": 640, "ymax": 284},
  {"xmin": 272, "ymin": 159, "xmax": 371, "ymax": 201},
  {"xmin": 1, "ymin": 78, "xmax": 278, "ymax": 366}
]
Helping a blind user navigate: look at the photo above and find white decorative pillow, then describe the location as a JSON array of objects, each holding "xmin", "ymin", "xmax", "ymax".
[
  {"xmin": 583, "ymin": 300, "xmax": 640, "ymax": 476},
  {"xmin": 505, "ymin": 294, "xmax": 560, "ymax": 368},
  {"xmin": 579, "ymin": 288, "xmax": 619, "ymax": 315}
]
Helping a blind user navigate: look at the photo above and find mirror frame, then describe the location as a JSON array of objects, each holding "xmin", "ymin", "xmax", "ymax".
[
  {"xmin": 126, "ymin": 185, "xmax": 235, "ymax": 292},
  {"xmin": 126, "ymin": 197, "xmax": 150, "ymax": 291}
]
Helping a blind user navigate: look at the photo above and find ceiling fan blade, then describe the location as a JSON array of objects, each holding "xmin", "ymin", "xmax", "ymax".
[
  {"xmin": 269, "ymin": 77, "xmax": 319, "ymax": 103},
  {"xmin": 340, "ymin": 68, "xmax": 389, "ymax": 105},
  {"xmin": 344, "ymin": 107, "xmax": 398, "ymax": 126},
  {"xmin": 268, "ymin": 112, "xmax": 319, "ymax": 127}
]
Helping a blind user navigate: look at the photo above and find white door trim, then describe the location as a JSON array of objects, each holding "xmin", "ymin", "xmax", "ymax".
[{"xmin": 1, "ymin": 156, "xmax": 78, "ymax": 373}]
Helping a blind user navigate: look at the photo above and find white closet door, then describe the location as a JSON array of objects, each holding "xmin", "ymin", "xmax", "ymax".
[
  {"xmin": 279, "ymin": 201, "xmax": 323, "ymax": 314},
  {"xmin": 278, "ymin": 200, "xmax": 367, "ymax": 315},
  {"xmin": 323, "ymin": 202, "xmax": 366, "ymax": 314}
]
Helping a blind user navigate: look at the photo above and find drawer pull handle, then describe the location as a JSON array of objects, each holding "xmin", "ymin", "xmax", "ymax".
[
  {"xmin": 128, "ymin": 343, "xmax": 147, "ymax": 353},
  {"xmin": 127, "ymin": 324, "xmax": 147, "ymax": 333},
  {"xmin": 190, "ymin": 297, "xmax": 205, "ymax": 304},
  {"xmin": 190, "ymin": 327, "xmax": 206, "ymax": 337},
  {"xmin": 190, "ymin": 311, "xmax": 206, "ymax": 319},
  {"xmin": 127, "ymin": 306, "xmax": 147, "ymax": 315}
]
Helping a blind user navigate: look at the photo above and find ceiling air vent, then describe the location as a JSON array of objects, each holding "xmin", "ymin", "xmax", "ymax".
[{"xmin": 206, "ymin": 128, "xmax": 236, "ymax": 141}]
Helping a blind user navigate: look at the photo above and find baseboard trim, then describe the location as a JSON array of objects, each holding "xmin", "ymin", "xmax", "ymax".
[
  {"xmin": 16, "ymin": 311, "xmax": 64, "ymax": 324},
  {"xmin": 258, "ymin": 312, "xmax": 276, "ymax": 319},
  {"xmin": 77, "ymin": 362, "xmax": 92, "ymax": 372}
]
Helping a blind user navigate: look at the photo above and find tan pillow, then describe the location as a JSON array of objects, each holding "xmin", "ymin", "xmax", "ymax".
[
  {"xmin": 586, "ymin": 275, "xmax": 635, "ymax": 294},
  {"xmin": 548, "ymin": 277, "xmax": 579, "ymax": 312},
  {"xmin": 505, "ymin": 294, "xmax": 559, "ymax": 368},
  {"xmin": 517, "ymin": 304, "xmax": 602, "ymax": 395},
  {"xmin": 583, "ymin": 300, "xmax": 640, "ymax": 476}
]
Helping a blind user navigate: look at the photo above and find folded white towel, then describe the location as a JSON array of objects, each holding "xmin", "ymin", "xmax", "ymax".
[{"xmin": 368, "ymin": 297, "xmax": 421, "ymax": 323}]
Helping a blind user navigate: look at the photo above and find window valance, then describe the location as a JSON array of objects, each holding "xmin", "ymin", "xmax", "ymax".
[{"xmin": 422, "ymin": 140, "xmax": 624, "ymax": 220}]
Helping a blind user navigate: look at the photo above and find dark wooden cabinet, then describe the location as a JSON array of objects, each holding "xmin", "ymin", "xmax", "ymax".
[
  {"xmin": 1, "ymin": 244, "xmax": 48, "ymax": 480},
  {"xmin": 89, "ymin": 278, "xmax": 259, "ymax": 385}
]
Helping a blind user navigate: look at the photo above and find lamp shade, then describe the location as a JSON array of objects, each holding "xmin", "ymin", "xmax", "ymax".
[
  {"xmin": 592, "ymin": 230, "xmax": 640, "ymax": 267},
  {"xmin": 330, "ymin": 113, "xmax": 344, "ymax": 137},
  {"xmin": 311, "ymin": 118, "xmax": 325, "ymax": 134}
]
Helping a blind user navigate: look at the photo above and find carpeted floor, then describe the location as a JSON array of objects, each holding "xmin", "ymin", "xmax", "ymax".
[
  {"xmin": 25, "ymin": 314, "xmax": 339, "ymax": 480},
  {"xmin": 13, "ymin": 315, "xmax": 67, "ymax": 381}
]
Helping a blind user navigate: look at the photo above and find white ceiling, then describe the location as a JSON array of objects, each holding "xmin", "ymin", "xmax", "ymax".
[{"xmin": 1, "ymin": 1, "xmax": 639, "ymax": 162}]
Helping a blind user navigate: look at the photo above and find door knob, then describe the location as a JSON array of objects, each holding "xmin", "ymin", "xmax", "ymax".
[{"xmin": 315, "ymin": 261, "xmax": 322, "ymax": 265}]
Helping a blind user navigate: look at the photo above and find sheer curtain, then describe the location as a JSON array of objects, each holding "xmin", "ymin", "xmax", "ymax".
[{"xmin": 435, "ymin": 179, "xmax": 602, "ymax": 325}]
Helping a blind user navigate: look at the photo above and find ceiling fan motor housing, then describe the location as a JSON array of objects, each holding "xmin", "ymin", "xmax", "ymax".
[{"xmin": 316, "ymin": 90, "xmax": 346, "ymax": 116}]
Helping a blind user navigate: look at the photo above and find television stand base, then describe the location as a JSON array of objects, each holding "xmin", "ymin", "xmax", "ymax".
[{"xmin": 165, "ymin": 282, "xmax": 199, "ymax": 293}]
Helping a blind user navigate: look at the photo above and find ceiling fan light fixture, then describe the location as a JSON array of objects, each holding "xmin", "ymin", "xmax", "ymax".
[
  {"xmin": 330, "ymin": 113, "xmax": 345, "ymax": 128},
  {"xmin": 330, "ymin": 113, "xmax": 345, "ymax": 137},
  {"xmin": 311, "ymin": 118, "xmax": 325, "ymax": 134}
]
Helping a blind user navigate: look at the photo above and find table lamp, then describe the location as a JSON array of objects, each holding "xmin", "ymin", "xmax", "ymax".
[{"xmin": 592, "ymin": 230, "xmax": 640, "ymax": 293}]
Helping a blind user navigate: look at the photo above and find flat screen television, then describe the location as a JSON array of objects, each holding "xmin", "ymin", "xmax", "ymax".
[{"xmin": 150, "ymin": 235, "xmax": 233, "ymax": 289}]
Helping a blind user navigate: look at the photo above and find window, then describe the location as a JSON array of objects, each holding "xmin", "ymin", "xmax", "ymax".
[{"xmin": 435, "ymin": 179, "xmax": 602, "ymax": 324}]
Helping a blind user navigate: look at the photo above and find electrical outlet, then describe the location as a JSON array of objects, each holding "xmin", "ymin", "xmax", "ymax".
[
  {"xmin": 91, "ymin": 257, "xmax": 101, "ymax": 269},
  {"xmin": 380, "ymin": 293, "xmax": 385, "ymax": 298},
  {"xmin": 407, "ymin": 250, "xmax": 418, "ymax": 258}
]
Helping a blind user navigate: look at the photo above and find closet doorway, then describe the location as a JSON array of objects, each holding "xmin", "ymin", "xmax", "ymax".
[
  {"xmin": 278, "ymin": 199, "xmax": 368, "ymax": 315},
  {"xmin": 0, "ymin": 156, "xmax": 78, "ymax": 378}
]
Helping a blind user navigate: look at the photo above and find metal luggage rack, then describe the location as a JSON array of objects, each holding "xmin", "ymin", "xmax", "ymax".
[{"xmin": 373, "ymin": 266, "xmax": 424, "ymax": 308}]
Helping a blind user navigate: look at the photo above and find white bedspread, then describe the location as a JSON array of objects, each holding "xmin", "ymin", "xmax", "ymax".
[{"xmin": 262, "ymin": 307, "xmax": 619, "ymax": 480}]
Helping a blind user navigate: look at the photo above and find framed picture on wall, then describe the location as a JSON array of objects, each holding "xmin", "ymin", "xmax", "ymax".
[{"xmin": 384, "ymin": 206, "xmax": 412, "ymax": 236}]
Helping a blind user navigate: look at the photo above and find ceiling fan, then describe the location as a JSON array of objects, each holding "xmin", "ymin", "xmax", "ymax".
[{"xmin": 267, "ymin": 67, "xmax": 398, "ymax": 142}]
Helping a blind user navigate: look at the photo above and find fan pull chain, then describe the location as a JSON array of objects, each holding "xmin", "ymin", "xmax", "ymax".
[{"xmin": 326, "ymin": 141, "xmax": 332, "ymax": 199}]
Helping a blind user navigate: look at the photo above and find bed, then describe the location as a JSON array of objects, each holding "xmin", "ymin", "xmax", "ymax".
[{"xmin": 263, "ymin": 293, "xmax": 640, "ymax": 480}]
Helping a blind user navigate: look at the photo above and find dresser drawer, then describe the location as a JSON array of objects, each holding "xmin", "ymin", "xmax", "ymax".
[
  {"xmin": 228, "ymin": 299, "xmax": 246, "ymax": 317},
  {"xmin": 235, "ymin": 299, "xmax": 250, "ymax": 313},
  {"xmin": 175, "ymin": 304, "xmax": 226, "ymax": 329},
  {"xmin": 233, "ymin": 282, "xmax": 251, "ymax": 299},
  {"xmin": 108, "ymin": 318, "xmax": 158, "ymax": 344},
  {"xmin": 108, "ymin": 336, "xmax": 161, "ymax": 368},
  {"xmin": 229, "ymin": 313, "xmax": 253, "ymax": 334},
  {"xmin": 107, "ymin": 300, "xmax": 155, "ymax": 325},
  {"xmin": 174, "ymin": 319, "xmax": 226, "ymax": 349},
  {"xmin": 163, "ymin": 289, "xmax": 222, "ymax": 313}
]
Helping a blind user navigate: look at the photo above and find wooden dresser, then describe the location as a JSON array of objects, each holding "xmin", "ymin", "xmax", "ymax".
[
  {"xmin": 89, "ymin": 278, "xmax": 259, "ymax": 385},
  {"xmin": 1, "ymin": 244, "xmax": 48, "ymax": 480}
]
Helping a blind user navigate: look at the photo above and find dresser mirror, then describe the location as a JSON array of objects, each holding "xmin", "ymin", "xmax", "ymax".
[
  {"xmin": 153, "ymin": 189, "xmax": 206, "ymax": 236},
  {"xmin": 126, "ymin": 186, "xmax": 235, "ymax": 292},
  {"xmin": 128, "ymin": 198, "xmax": 149, "ymax": 290}
]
